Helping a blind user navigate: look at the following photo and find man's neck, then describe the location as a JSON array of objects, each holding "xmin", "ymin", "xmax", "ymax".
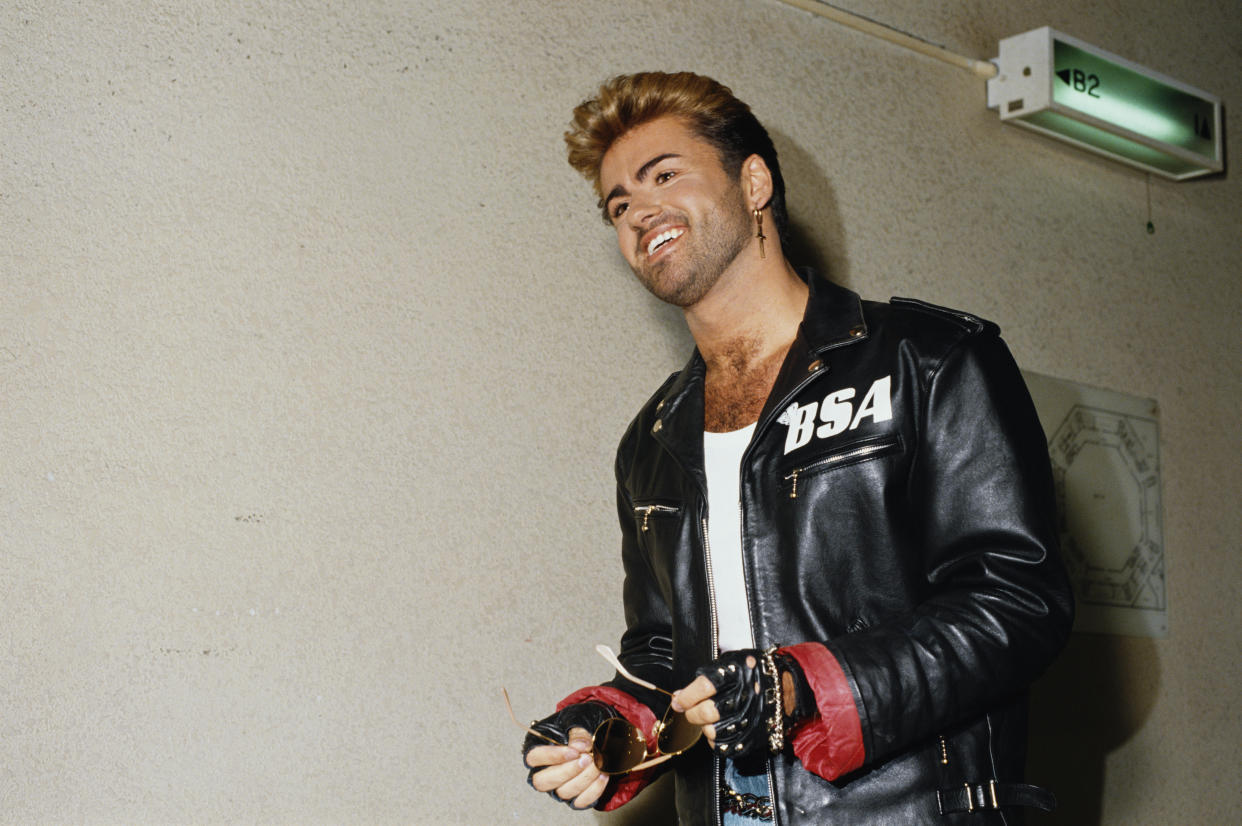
[
  {"xmin": 685, "ymin": 254, "xmax": 809, "ymax": 431},
  {"xmin": 686, "ymin": 253, "xmax": 807, "ymax": 374}
]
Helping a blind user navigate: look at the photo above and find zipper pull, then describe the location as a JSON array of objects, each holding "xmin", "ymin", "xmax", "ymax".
[
  {"xmin": 939, "ymin": 735, "xmax": 949, "ymax": 766},
  {"xmin": 640, "ymin": 506, "xmax": 652, "ymax": 532},
  {"xmin": 789, "ymin": 470, "xmax": 799, "ymax": 499}
]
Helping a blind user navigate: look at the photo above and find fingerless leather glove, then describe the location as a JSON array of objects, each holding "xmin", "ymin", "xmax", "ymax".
[
  {"xmin": 696, "ymin": 648, "xmax": 817, "ymax": 759},
  {"xmin": 696, "ymin": 650, "xmax": 771, "ymax": 758}
]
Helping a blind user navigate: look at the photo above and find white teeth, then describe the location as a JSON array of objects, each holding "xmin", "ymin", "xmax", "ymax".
[{"xmin": 646, "ymin": 228, "xmax": 684, "ymax": 256}]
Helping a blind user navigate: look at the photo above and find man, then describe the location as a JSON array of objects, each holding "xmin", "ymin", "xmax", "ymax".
[{"xmin": 521, "ymin": 72, "xmax": 1073, "ymax": 824}]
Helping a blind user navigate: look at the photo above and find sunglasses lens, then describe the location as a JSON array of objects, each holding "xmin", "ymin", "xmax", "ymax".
[
  {"xmin": 656, "ymin": 709, "xmax": 701, "ymax": 755},
  {"xmin": 592, "ymin": 717, "xmax": 648, "ymax": 774}
]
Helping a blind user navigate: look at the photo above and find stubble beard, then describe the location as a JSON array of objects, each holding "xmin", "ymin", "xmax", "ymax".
[{"xmin": 631, "ymin": 192, "xmax": 752, "ymax": 309}]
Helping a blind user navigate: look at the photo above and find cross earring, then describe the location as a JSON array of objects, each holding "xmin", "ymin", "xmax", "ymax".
[{"xmin": 753, "ymin": 209, "xmax": 766, "ymax": 259}]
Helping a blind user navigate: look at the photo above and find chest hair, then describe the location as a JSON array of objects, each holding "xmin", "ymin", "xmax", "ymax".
[{"xmin": 703, "ymin": 348, "xmax": 786, "ymax": 433}]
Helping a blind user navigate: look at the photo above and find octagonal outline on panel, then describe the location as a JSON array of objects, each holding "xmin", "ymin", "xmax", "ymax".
[{"xmin": 1049, "ymin": 404, "xmax": 1164, "ymax": 612}]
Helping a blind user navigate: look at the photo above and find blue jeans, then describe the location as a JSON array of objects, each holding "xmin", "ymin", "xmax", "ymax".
[{"xmin": 722, "ymin": 760, "xmax": 772, "ymax": 824}]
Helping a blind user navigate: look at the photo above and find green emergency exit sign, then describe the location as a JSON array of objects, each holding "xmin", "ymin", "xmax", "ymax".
[{"xmin": 988, "ymin": 28, "xmax": 1223, "ymax": 179}]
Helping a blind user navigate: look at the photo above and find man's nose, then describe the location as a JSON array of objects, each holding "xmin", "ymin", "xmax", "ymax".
[{"xmin": 628, "ymin": 195, "xmax": 662, "ymax": 228}]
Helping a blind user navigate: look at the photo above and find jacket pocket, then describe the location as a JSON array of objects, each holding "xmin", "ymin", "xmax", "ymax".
[
  {"xmin": 632, "ymin": 501, "xmax": 681, "ymax": 533},
  {"xmin": 781, "ymin": 435, "xmax": 903, "ymax": 499}
]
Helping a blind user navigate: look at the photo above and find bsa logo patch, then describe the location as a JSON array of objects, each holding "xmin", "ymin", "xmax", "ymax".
[{"xmin": 781, "ymin": 375, "xmax": 893, "ymax": 455}]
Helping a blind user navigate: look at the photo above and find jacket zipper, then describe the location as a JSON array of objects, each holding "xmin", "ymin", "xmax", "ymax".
[
  {"xmin": 784, "ymin": 440, "xmax": 896, "ymax": 499},
  {"xmin": 663, "ymin": 349, "xmax": 859, "ymax": 824},
  {"xmin": 764, "ymin": 765, "xmax": 779, "ymax": 825},
  {"xmin": 634, "ymin": 503, "xmax": 679, "ymax": 532},
  {"xmin": 732, "ymin": 452, "xmax": 781, "ymax": 826},
  {"xmin": 699, "ymin": 516, "xmax": 723, "ymax": 826}
]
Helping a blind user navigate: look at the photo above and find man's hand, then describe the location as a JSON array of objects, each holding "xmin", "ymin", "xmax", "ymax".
[
  {"xmin": 524, "ymin": 728, "xmax": 608, "ymax": 810},
  {"xmin": 671, "ymin": 650, "xmax": 781, "ymax": 758},
  {"xmin": 521, "ymin": 702, "xmax": 615, "ymax": 811}
]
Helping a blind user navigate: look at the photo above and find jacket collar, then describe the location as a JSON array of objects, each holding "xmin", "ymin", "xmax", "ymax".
[{"xmin": 796, "ymin": 269, "xmax": 869, "ymax": 356}]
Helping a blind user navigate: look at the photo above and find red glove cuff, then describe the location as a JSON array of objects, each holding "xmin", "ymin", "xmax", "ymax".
[
  {"xmin": 782, "ymin": 642, "xmax": 866, "ymax": 781},
  {"xmin": 558, "ymin": 685, "xmax": 660, "ymax": 811}
]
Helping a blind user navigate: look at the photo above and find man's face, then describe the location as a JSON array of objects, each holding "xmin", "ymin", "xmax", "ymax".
[{"xmin": 598, "ymin": 116, "xmax": 752, "ymax": 308}]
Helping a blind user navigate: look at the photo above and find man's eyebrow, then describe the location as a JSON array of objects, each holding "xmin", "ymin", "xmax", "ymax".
[{"xmin": 602, "ymin": 152, "xmax": 682, "ymax": 207}]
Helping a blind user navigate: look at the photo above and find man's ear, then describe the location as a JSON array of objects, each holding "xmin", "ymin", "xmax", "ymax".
[{"xmin": 740, "ymin": 154, "xmax": 774, "ymax": 211}]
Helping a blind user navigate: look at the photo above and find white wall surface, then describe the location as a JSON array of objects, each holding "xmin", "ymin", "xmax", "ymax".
[{"xmin": 3, "ymin": 1, "xmax": 1239, "ymax": 823}]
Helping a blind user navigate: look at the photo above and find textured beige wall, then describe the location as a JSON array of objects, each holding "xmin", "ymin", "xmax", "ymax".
[{"xmin": 3, "ymin": 1, "xmax": 1239, "ymax": 823}]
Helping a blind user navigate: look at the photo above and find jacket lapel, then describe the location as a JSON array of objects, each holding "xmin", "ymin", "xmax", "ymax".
[{"xmin": 757, "ymin": 272, "xmax": 870, "ymax": 429}]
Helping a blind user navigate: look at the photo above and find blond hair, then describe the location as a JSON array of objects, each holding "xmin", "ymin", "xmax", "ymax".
[{"xmin": 565, "ymin": 72, "xmax": 788, "ymax": 239}]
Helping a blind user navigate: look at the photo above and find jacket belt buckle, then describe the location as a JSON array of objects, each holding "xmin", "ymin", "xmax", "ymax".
[{"xmin": 964, "ymin": 780, "xmax": 1000, "ymax": 812}]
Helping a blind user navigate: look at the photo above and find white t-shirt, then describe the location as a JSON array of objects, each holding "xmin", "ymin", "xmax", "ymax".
[{"xmin": 703, "ymin": 423, "xmax": 757, "ymax": 653}]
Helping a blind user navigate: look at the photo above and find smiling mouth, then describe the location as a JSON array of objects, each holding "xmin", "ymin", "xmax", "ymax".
[{"xmin": 645, "ymin": 228, "xmax": 685, "ymax": 257}]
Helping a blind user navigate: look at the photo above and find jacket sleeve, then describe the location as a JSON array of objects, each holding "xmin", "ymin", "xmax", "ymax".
[
  {"xmin": 800, "ymin": 326, "xmax": 1074, "ymax": 773},
  {"xmin": 783, "ymin": 642, "xmax": 867, "ymax": 779},
  {"xmin": 549, "ymin": 446, "xmax": 679, "ymax": 810},
  {"xmin": 612, "ymin": 463, "xmax": 680, "ymax": 693}
]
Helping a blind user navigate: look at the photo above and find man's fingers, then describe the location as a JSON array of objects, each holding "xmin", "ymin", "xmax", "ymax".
[
  {"xmin": 565, "ymin": 726, "xmax": 594, "ymax": 753},
  {"xmin": 682, "ymin": 697, "xmax": 720, "ymax": 727},
  {"xmin": 671, "ymin": 674, "xmax": 717, "ymax": 712},
  {"xmin": 673, "ymin": 673, "xmax": 721, "ymax": 728},
  {"xmin": 570, "ymin": 773, "xmax": 610, "ymax": 810},
  {"xmin": 525, "ymin": 725, "xmax": 594, "ymax": 769},
  {"xmin": 530, "ymin": 752, "xmax": 595, "ymax": 793},
  {"xmin": 555, "ymin": 758, "xmax": 602, "ymax": 803},
  {"xmin": 524, "ymin": 743, "xmax": 581, "ymax": 768}
]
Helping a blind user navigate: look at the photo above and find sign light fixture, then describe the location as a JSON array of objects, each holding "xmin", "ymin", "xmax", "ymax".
[{"xmin": 988, "ymin": 27, "xmax": 1224, "ymax": 180}]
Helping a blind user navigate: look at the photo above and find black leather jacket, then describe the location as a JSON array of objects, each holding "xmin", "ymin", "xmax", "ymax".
[{"xmin": 609, "ymin": 274, "xmax": 1074, "ymax": 824}]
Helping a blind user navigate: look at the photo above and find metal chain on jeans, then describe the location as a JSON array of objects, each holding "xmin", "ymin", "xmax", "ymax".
[{"xmin": 721, "ymin": 787, "xmax": 774, "ymax": 821}]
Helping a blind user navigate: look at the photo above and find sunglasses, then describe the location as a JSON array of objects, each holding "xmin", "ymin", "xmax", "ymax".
[{"xmin": 504, "ymin": 644, "xmax": 702, "ymax": 775}]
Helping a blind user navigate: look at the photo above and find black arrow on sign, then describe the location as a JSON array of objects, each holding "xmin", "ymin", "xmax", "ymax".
[
  {"xmin": 1057, "ymin": 69, "xmax": 1072, "ymax": 86},
  {"xmin": 1194, "ymin": 113, "xmax": 1212, "ymax": 140}
]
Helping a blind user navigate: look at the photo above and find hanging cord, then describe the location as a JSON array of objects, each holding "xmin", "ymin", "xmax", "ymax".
[
  {"xmin": 772, "ymin": 0, "xmax": 998, "ymax": 79},
  {"xmin": 1145, "ymin": 174, "xmax": 1156, "ymax": 234}
]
